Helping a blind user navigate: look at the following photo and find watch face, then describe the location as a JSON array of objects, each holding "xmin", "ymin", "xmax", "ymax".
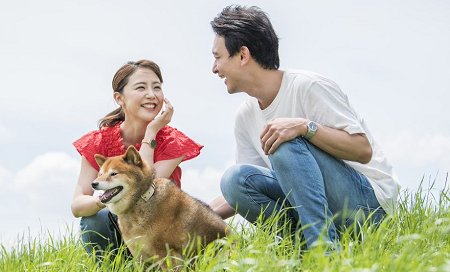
[
  {"xmin": 150, "ymin": 139, "xmax": 157, "ymax": 149},
  {"xmin": 308, "ymin": 121, "xmax": 317, "ymax": 131}
]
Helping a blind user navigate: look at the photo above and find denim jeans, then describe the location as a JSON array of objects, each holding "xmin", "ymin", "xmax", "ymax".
[
  {"xmin": 221, "ymin": 137, "xmax": 385, "ymax": 249},
  {"xmin": 80, "ymin": 208, "xmax": 122, "ymax": 257}
]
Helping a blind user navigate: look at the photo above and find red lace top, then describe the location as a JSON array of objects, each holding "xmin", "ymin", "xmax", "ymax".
[{"xmin": 73, "ymin": 123, "xmax": 203, "ymax": 188}]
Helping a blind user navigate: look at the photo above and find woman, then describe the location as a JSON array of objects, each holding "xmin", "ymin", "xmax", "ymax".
[{"xmin": 71, "ymin": 60, "xmax": 203, "ymax": 255}]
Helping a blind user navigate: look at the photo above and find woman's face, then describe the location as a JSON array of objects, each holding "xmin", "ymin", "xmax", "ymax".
[{"xmin": 115, "ymin": 68, "xmax": 164, "ymax": 123}]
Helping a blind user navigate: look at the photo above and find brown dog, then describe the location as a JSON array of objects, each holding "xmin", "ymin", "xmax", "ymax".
[{"xmin": 91, "ymin": 146, "xmax": 229, "ymax": 269}]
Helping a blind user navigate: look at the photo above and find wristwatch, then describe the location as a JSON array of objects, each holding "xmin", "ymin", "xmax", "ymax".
[
  {"xmin": 142, "ymin": 138, "xmax": 157, "ymax": 149},
  {"xmin": 304, "ymin": 121, "xmax": 318, "ymax": 140}
]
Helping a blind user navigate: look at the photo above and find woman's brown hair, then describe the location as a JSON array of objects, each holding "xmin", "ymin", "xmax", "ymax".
[{"xmin": 98, "ymin": 60, "xmax": 164, "ymax": 128}]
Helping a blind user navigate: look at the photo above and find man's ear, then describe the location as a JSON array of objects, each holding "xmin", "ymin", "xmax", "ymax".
[
  {"xmin": 240, "ymin": 46, "xmax": 251, "ymax": 66},
  {"xmin": 123, "ymin": 146, "xmax": 142, "ymax": 166},
  {"xmin": 94, "ymin": 154, "xmax": 107, "ymax": 168},
  {"xmin": 114, "ymin": 92, "xmax": 124, "ymax": 106}
]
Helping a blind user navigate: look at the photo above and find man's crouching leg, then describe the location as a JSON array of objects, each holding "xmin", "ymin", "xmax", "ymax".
[
  {"xmin": 220, "ymin": 163, "xmax": 298, "ymax": 228},
  {"xmin": 268, "ymin": 137, "xmax": 339, "ymax": 250}
]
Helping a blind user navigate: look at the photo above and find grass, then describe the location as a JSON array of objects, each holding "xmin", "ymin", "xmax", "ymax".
[{"xmin": 2, "ymin": 176, "xmax": 450, "ymax": 272}]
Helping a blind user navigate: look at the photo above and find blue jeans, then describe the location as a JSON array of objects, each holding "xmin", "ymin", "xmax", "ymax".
[
  {"xmin": 221, "ymin": 137, "xmax": 385, "ymax": 249},
  {"xmin": 80, "ymin": 209, "xmax": 122, "ymax": 257}
]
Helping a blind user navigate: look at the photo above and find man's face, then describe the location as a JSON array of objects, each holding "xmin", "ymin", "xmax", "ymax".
[{"xmin": 212, "ymin": 35, "xmax": 242, "ymax": 94}]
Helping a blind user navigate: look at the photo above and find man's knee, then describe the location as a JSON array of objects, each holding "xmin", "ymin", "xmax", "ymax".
[
  {"xmin": 220, "ymin": 164, "xmax": 260, "ymax": 206},
  {"xmin": 220, "ymin": 164, "xmax": 245, "ymax": 200},
  {"xmin": 269, "ymin": 137, "xmax": 308, "ymax": 164}
]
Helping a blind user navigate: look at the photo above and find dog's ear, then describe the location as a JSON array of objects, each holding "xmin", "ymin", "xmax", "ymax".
[
  {"xmin": 123, "ymin": 145, "xmax": 142, "ymax": 166},
  {"xmin": 94, "ymin": 154, "xmax": 107, "ymax": 168}
]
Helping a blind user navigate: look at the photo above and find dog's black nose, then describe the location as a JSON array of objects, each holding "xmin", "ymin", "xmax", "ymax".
[{"xmin": 91, "ymin": 182, "xmax": 99, "ymax": 189}]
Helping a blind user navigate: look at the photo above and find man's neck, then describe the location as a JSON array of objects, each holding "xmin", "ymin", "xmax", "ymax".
[{"xmin": 246, "ymin": 69, "xmax": 284, "ymax": 110}]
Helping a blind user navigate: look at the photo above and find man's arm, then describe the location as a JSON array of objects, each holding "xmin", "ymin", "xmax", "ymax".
[
  {"xmin": 209, "ymin": 195, "xmax": 236, "ymax": 219},
  {"xmin": 260, "ymin": 117, "xmax": 372, "ymax": 164}
]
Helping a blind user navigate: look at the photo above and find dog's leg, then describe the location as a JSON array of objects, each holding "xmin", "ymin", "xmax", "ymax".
[{"xmin": 155, "ymin": 248, "xmax": 183, "ymax": 272}]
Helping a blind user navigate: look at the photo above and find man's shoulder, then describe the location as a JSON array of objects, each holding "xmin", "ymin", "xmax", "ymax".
[
  {"xmin": 284, "ymin": 69, "xmax": 330, "ymax": 84},
  {"xmin": 234, "ymin": 97, "xmax": 264, "ymax": 129},
  {"xmin": 283, "ymin": 70, "xmax": 340, "ymax": 94},
  {"xmin": 236, "ymin": 97, "xmax": 257, "ymax": 113}
]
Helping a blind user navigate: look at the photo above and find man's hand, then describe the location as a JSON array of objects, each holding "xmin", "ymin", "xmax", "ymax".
[{"xmin": 260, "ymin": 118, "xmax": 308, "ymax": 155}]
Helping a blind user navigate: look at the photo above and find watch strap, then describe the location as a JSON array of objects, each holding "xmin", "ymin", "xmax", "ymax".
[{"xmin": 142, "ymin": 139, "xmax": 157, "ymax": 149}]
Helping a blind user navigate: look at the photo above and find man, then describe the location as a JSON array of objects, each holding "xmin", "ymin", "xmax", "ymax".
[{"xmin": 208, "ymin": 5, "xmax": 400, "ymax": 249}]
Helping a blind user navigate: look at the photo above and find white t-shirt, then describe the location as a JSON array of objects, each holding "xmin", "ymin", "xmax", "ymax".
[{"xmin": 234, "ymin": 70, "xmax": 400, "ymax": 215}]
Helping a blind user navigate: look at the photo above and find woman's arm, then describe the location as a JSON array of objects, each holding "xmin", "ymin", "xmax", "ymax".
[
  {"xmin": 71, "ymin": 156, "xmax": 105, "ymax": 218},
  {"xmin": 139, "ymin": 98, "xmax": 176, "ymax": 171},
  {"xmin": 153, "ymin": 156, "xmax": 184, "ymax": 178},
  {"xmin": 138, "ymin": 98, "xmax": 187, "ymax": 178}
]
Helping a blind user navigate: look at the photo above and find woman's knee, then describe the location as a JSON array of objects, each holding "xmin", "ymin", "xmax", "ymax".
[
  {"xmin": 80, "ymin": 209, "xmax": 119, "ymax": 253},
  {"xmin": 80, "ymin": 209, "xmax": 114, "ymax": 246},
  {"xmin": 80, "ymin": 209, "xmax": 110, "ymax": 233}
]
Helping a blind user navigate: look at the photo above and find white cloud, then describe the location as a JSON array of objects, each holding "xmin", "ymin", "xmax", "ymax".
[
  {"xmin": 379, "ymin": 130, "xmax": 450, "ymax": 171},
  {"xmin": 377, "ymin": 130, "xmax": 450, "ymax": 190},
  {"xmin": 1, "ymin": 153, "xmax": 81, "ymax": 248},
  {"xmin": 0, "ymin": 164, "xmax": 13, "ymax": 189},
  {"xmin": 0, "ymin": 121, "xmax": 15, "ymax": 141},
  {"xmin": 181, "ymin": 161, "xmax": 246, "ymax": 226},
  {"xmin": 11, "ymin": 152, "xmax": 80, "ymax": 216},
  {"xmin": 181, "ymin": 160, "xmax": 234, "ymax": 204},
  {"xmin": 0, "ymin": 164, "xmax": 14, "ymax": 228}
]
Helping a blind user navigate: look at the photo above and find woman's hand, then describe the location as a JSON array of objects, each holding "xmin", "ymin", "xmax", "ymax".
[
  {"xmin": 145, "ymin": 98, "xmax": 174, "ymax": 137},
  {"xmin": 71, "ymin": 157, "xmax": 105, "ymax": 218},
  {"xmin": 139, "ymin": 98, "xmax": 183, "ymax": 179}
]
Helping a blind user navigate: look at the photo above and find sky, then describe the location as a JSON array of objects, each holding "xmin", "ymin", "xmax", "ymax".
[{"xmin": 1, "ymin": 0, "xmax": 449, "ymax": 249}]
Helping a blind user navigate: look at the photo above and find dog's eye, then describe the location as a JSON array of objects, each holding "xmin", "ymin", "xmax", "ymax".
[{"xmin": 110, "ymin": 172, "xmax": 118, "ymax": 177}]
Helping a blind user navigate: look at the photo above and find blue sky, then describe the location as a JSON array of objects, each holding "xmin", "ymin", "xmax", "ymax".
[{"xmin": 1, "ymin": 0, "xmax": 449, "ymax": 248}]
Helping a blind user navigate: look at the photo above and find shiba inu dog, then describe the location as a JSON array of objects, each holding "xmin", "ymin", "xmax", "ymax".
[{"xmin": 91, "ymin": 146, "xmax": 229, "ymax": 270}]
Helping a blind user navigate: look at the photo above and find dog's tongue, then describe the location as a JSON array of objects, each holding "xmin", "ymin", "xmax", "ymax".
[
  {"xmin": 100, "ymin": 186, "xmax": 123, "ymax": 203},
  {"xmin": 100, "ymin": 189, "xmax": 115, "ymax": 201}
]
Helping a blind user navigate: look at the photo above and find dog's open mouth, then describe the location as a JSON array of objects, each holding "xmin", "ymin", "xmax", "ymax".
[{"xmin": 100, "ymin": 186, "xmax": 123, "ymax": 203}]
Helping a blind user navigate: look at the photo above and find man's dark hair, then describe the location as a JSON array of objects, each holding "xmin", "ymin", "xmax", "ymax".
[{"xmin": 211, "ymin": 5, "xmax": 280, "ymax": 70}]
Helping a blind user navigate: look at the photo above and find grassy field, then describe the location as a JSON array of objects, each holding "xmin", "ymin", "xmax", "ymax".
[{"xmin": 2, "ymin": 180, "xmax": 450, "ymax": 272}]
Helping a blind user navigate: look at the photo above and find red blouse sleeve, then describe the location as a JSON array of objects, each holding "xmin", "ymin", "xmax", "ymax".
[
  {"xmin": 154, "ymin": 126, "xmax": 203, "ymax": 162},
  {"xmin": 73, "ymin": 130, "xmax": 103, "ymax": 171}
]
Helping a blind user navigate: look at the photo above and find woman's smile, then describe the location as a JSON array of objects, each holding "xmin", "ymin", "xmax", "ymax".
[{"xmin": 141, "ymin": 103, "xmax": 157, "ymax": 110}]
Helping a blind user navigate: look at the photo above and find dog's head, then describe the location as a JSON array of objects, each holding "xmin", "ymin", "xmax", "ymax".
[{"xmin": 92, "ymin": 145, "xmax": 156, "ymax": 214}]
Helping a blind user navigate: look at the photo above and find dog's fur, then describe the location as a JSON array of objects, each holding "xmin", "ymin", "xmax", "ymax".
[{"xmin": 92, "ymin": 146, "xmax": 229, "ymax": 269}]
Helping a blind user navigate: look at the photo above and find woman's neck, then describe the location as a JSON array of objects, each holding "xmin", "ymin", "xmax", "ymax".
[{"xmin": 120, "ymin": 119, "xmax": 149, "ymax": 148}]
